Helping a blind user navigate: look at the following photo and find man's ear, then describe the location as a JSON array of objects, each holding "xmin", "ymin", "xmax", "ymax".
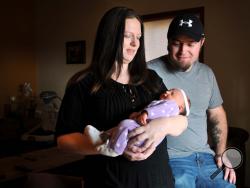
[{"xmin": 200, "ymin": 37, "xmax": 205, "ymax": 47}]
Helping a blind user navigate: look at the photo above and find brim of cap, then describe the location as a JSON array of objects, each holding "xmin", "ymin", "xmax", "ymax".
[{"xmin": 170, "ymin": 31, "xmax": 203, "ymax": 42}]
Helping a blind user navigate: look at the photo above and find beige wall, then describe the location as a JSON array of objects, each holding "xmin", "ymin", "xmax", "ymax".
[{"xmin": 1, "ymin": 0, "xmax": 250, "ymax": 186}]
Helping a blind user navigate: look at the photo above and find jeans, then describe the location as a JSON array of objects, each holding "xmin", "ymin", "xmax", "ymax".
[{"xmin": 169, "ymin": 152, "xmax": 236, "ymax": 188}]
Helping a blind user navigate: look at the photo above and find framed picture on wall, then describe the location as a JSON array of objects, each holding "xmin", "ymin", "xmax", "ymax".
[{"xmin": 66, "ymin": 40, "xmax": 86, "ymax": 64}]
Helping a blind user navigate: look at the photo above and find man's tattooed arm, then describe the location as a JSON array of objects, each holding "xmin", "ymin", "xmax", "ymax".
[{"xmin": 207, "ymin": 105, "xmax": 228, "ymax": 156}]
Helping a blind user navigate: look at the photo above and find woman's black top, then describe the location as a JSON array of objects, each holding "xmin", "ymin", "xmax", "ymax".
[{"xmin": 56, "ymin": 69, "xmax": 174, "ymax": 188}]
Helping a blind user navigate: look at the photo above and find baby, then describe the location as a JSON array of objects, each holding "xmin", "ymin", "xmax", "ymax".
[{"xmin": 85, "ymin": 88, "xmax": 190, "ymax": 157}]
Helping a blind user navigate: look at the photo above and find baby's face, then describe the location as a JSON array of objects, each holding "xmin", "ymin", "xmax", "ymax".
[{"xmin": 160, "ymin": 89, "xmax": 184, "ymax": 107}]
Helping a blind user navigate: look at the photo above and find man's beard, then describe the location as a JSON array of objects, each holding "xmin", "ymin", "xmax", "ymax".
[
  {"xmin": 176, "ymin": 61, "xmax": 192, "ymax": 71},
  {"xmin": 168, "ymin": 56, "xmax": 192, "ymax": 72}
]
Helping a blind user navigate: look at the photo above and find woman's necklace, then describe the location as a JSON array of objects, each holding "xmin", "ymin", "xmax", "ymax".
[{"xmin": 122, "ymin": 85, "xmax": 137, "ymax": 109}]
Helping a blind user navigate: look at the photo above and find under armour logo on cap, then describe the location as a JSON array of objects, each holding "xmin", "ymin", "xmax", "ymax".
[
  {"xmin": 179, "ymin": 19, "xmax": 193, "ymax": 27},
  {"xmin": 167, "ymin": 14, "xmax": 204, "ymax": 42}
]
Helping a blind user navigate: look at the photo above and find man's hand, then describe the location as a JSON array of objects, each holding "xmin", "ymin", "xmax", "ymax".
[{"xmin": 215, "ymin": 155, "xmax": 236, "ymax": 184}]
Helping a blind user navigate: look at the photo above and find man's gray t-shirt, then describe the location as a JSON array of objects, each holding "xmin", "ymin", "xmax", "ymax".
[{"xmin": 148, "ymin": 55, "xmax": 223, "ymax": 158}]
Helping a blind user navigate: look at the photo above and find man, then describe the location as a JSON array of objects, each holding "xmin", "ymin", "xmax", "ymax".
[{"xmin": 148, "ymin": 14, "xmax": 236, "ymax": 188}]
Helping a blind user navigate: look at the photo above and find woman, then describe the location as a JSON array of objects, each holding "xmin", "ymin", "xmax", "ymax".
[{"xmin": 56, "ymin": 7, "xmax": 187, "ymax": 188}]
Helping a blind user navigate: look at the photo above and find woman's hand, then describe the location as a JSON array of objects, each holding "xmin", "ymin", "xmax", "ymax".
[
  {"xmin": 127, "ymin": 116, "xmax": 188, "ymax": 153},
  {"xmin": 123, "ymin": 143, "xmax": 156, "ymax": 161},
  {"xmin": 127, "ymin": 120, "xmax": 165, "ymax": 153}
]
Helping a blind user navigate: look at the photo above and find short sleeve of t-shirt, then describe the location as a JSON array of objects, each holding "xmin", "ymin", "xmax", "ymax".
[{"xmin": 207, "ymin": 68, "xmax": 223, "ymax": 109}]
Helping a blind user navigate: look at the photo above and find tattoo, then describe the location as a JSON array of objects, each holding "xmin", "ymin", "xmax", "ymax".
[
  {"xmin": 211, "ymin": 125, "xmax": 222, "ymax": 145},
  {"xmin": 208, "ymin": 119, "xmax": 222, "ymax": 149}
]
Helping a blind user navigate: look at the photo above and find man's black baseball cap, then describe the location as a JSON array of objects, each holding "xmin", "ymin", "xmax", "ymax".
[{"xmin": 167, "ymin": 14, "xmax": 205, "ymax": 42}]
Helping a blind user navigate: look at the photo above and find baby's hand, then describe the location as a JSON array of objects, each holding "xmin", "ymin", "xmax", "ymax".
[
  {"xmin": 129, "ymin": 111, "xmax": 141, "ymax": 120},
  {"xmin": 136, "ymin": 111, "xmax": 148, "ymax": 125}
]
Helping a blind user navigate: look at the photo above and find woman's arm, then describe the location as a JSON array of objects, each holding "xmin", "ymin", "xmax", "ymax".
[
  {"xmin": 57, "ymin": 132, "xmax": 99, "ymax": 156},
  {"xmin": 57, "ymin": 125, "xmax": 119, "ymax": 157},
  {"xmin": 129, "ymin": 115, "xmax": 187, "ymax": 141},
  {"xmin": 152, "ymin": 115, "xmax": 188, "ymax": 136},
  {"xmin": 124, "ymin": 115, "xmax": 187, "ymax": 161}
]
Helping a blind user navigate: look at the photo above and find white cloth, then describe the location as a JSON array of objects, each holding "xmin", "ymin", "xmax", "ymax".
[{"xmin": 84, "ymin": 125, "xmax": 119, "ymax": 157}]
